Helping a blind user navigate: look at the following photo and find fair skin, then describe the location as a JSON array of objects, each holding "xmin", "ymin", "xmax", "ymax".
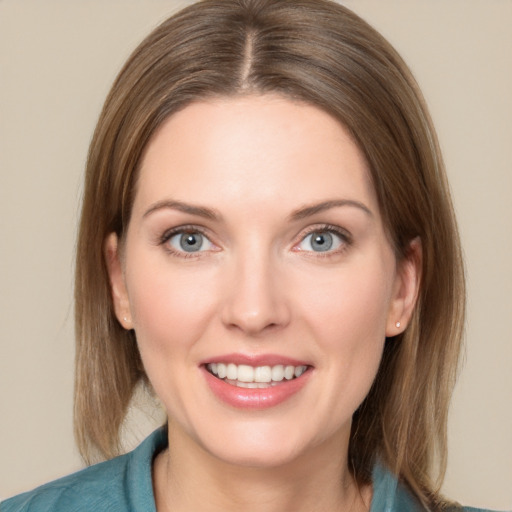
[{"xmin": 106, "ymin": 95, "xmax": 420, "ymax": 512}]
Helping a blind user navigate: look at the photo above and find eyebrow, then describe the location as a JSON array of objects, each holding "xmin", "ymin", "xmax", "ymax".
[
  {"xmin": 143, "ymin": 198, "xmax": 372, "ymax": 222},
  {"xmin": 289, "ymin": 199, "xmax": 373, "ymax": 221},
  {"xmin": 143, "ymin": 200, "xmax": 220, "ymax": 220}
]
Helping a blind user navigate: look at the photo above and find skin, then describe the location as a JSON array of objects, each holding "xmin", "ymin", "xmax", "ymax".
[{"xmin": 106, "ymin": 95, "xmax": 420, "ymax": 512}]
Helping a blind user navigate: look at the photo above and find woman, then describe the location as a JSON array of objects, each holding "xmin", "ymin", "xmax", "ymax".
[{"xmin": 1, "ymin": 0, "xmax": 497, "ymax": 511}]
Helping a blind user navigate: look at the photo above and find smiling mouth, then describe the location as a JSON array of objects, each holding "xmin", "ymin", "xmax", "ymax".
[{"xmin": 206, "ymin": 363, "xmax": 308, "ymax": 388}]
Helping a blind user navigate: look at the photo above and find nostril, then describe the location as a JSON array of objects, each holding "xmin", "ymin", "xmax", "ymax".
[
  {"xmin": 220, "ymin": 266, "xmax": 291, "ymax": 334},
  {"xmin": 224, "ymin": 315, "xmax": 285, "ymax": 336}
]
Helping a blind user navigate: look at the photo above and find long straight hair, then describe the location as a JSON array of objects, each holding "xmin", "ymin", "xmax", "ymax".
[{"xmin": 75, "ymin": 1, "xmax": 465, "ymax": 508}]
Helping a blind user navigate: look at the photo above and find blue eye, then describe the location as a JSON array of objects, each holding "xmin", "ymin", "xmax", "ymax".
[
  {"xmin": 298, "ymin": 230, "xmax": 345, "ymax": 253},
  {"xmin": 167, "ymin": 231, "xmax": 213, "ymax": 253}
]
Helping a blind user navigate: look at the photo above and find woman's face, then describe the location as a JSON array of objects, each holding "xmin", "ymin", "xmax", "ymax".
[{"xmin": 107, "ymin": 95, "xmax": 419, "ymax": 468}]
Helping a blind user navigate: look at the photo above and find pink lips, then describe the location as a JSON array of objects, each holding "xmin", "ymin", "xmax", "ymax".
[{"xmin": 200, "ymin": 353, "xmax": 312, "ymax": 409}]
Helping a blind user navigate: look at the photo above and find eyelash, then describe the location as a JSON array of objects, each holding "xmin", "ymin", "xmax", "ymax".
[
  {"xmin": 159, "ymin": 225, "xmax": 214, "ymax": 259},
  {"xmin": 158, "ymin": 223, "xmax": 353, "ymax": 259},
  {"xmin": 294, "ymin": 224, "xmax": 353, "ymax": 257}
]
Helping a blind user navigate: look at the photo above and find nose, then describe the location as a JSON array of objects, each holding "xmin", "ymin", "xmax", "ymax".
[{"xmin": 220, "ymin": 250, "xmax": 291, "ymax": 336}]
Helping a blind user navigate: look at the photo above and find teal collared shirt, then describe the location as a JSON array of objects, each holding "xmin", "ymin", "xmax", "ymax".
[{"xmin": 1, "ymin": 428, "xmax": 496, "ymax": 512}]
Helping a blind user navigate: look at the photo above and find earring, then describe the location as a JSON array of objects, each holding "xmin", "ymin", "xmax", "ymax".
[{"xmin": 395, "ymin": 321, "xmax": 401, "ymax": 328}]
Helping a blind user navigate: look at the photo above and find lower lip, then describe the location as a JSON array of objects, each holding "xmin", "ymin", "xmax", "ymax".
[{"xmin": 202, "ymin": 367, "xmax": 311, "ymax": 409}]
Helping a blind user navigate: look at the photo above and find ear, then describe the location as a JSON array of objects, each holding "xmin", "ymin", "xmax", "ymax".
[
  {"xmin": 385, "ymin": 237, "xmax": 422, "ymax": 337},
  {"xmin": 104, "ymin": 233, "xmax": 133, "ymax": 330}
]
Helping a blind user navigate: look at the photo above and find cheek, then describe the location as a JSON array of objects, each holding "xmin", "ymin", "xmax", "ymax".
[
  {"xmin": 125, "ymin": 260, "xmax": 220, "ymax": 418},
  {"xmin": 297, "ymin": 258, "xmax": 394, "ymax": 398},
  {"xmin": 125, "ymin": 257, "xmax": 217, "ymax": 358},
  {"xmin": 300, "ymin": 259, "xmax": 394, "ymax": 344}
]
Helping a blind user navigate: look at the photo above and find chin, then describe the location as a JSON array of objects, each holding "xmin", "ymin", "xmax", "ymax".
[
  {"xmin": 195, "ymin": 420, "xmax": 339, "ymax": 470},
  {"xmin": 210, "ymin": 442, "xmax": 303, "ymax": 469}
]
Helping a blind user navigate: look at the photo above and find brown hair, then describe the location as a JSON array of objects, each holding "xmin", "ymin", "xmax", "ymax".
[{"xmin": 74, "ymin": 0, "xmax": 465, "ymax": 508}]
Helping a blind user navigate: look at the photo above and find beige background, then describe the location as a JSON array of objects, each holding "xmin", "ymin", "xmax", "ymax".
[{"xmin": 1, "ymin": 1, "xmax": 511, "ymax": 509}]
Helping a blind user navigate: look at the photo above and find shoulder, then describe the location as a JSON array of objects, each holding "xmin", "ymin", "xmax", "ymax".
[
  {"xmin": 1, "ymin": 456, "xmax": 130, "ymax": 512},
  {"xmin": 370, "ymin": 463, "xmax": 502, "ymax": 512},
  {"xmin": 460, "ymin": 509, "xmax": 506, "ymax": 512},
  {"xmin": 1, "ymin": 427, "xmax": 167, "ymax": 512},
  {"xmin": 452, "ymin": 508, "xmax": 505, "ymax": 512}
]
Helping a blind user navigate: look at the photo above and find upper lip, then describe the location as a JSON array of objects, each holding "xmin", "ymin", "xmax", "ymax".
[{"xmin": 199, "ymin": 353, "xmax": 311, "ymax": 367}]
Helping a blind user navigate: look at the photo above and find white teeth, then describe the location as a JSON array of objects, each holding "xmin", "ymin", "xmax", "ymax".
[
  {"xmin": 294, "ymin": 365, "xmax": 306, "ymax": 378},
  {"xmin": 237, "ymin": 364, "xmax": 254, "ymax": 382},
  {"xmin": 254, "ymin": 366, "xmax": 272, "ymax": 383},
  {"xmin": 217, "ymin": 363, "xmax": 227, "ymax": 379},
  {"xmin": 271, "ymin": 365, "xmax": 284, "ymax": 382},
  {"xmin": 236, "ymin": 381, "xmax": 261, "ymax": 388},
  {"xmin": 234, "ymin": 381, "xmax": 276, "ymax": 389},
  {"xmin": 207, "ymin": 363, "xmax": 308, "ymax": 384},
  {"xmin": 226, "ymin": 363, "xmax": 237, "ymax": 380}
]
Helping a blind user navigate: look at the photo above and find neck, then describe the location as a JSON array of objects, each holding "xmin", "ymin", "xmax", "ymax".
[{"xmin": 153, "ymin": 422, "xmax": 371, "ymax": 512}]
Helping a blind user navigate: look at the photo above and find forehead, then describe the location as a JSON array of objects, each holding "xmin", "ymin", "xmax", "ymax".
[{"xmin": 134, "ymin": 94, "xmax": 377, "ymax": 216}]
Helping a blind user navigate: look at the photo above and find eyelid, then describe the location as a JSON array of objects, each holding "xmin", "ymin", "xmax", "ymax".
[
  {"xmin": 157, "ymin": 223, "xmax": 352, "ymax": 257},
  {"xmin": 159, "ymin": 224, "xmax": 219, "ymax": 257},
  {"xmin": 160, "ymin": 224, "xmax": 207, "ymax": 242},
  {"xmin": 292, "ymin": 223, "xmax": 352, "ymax": 254}
]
